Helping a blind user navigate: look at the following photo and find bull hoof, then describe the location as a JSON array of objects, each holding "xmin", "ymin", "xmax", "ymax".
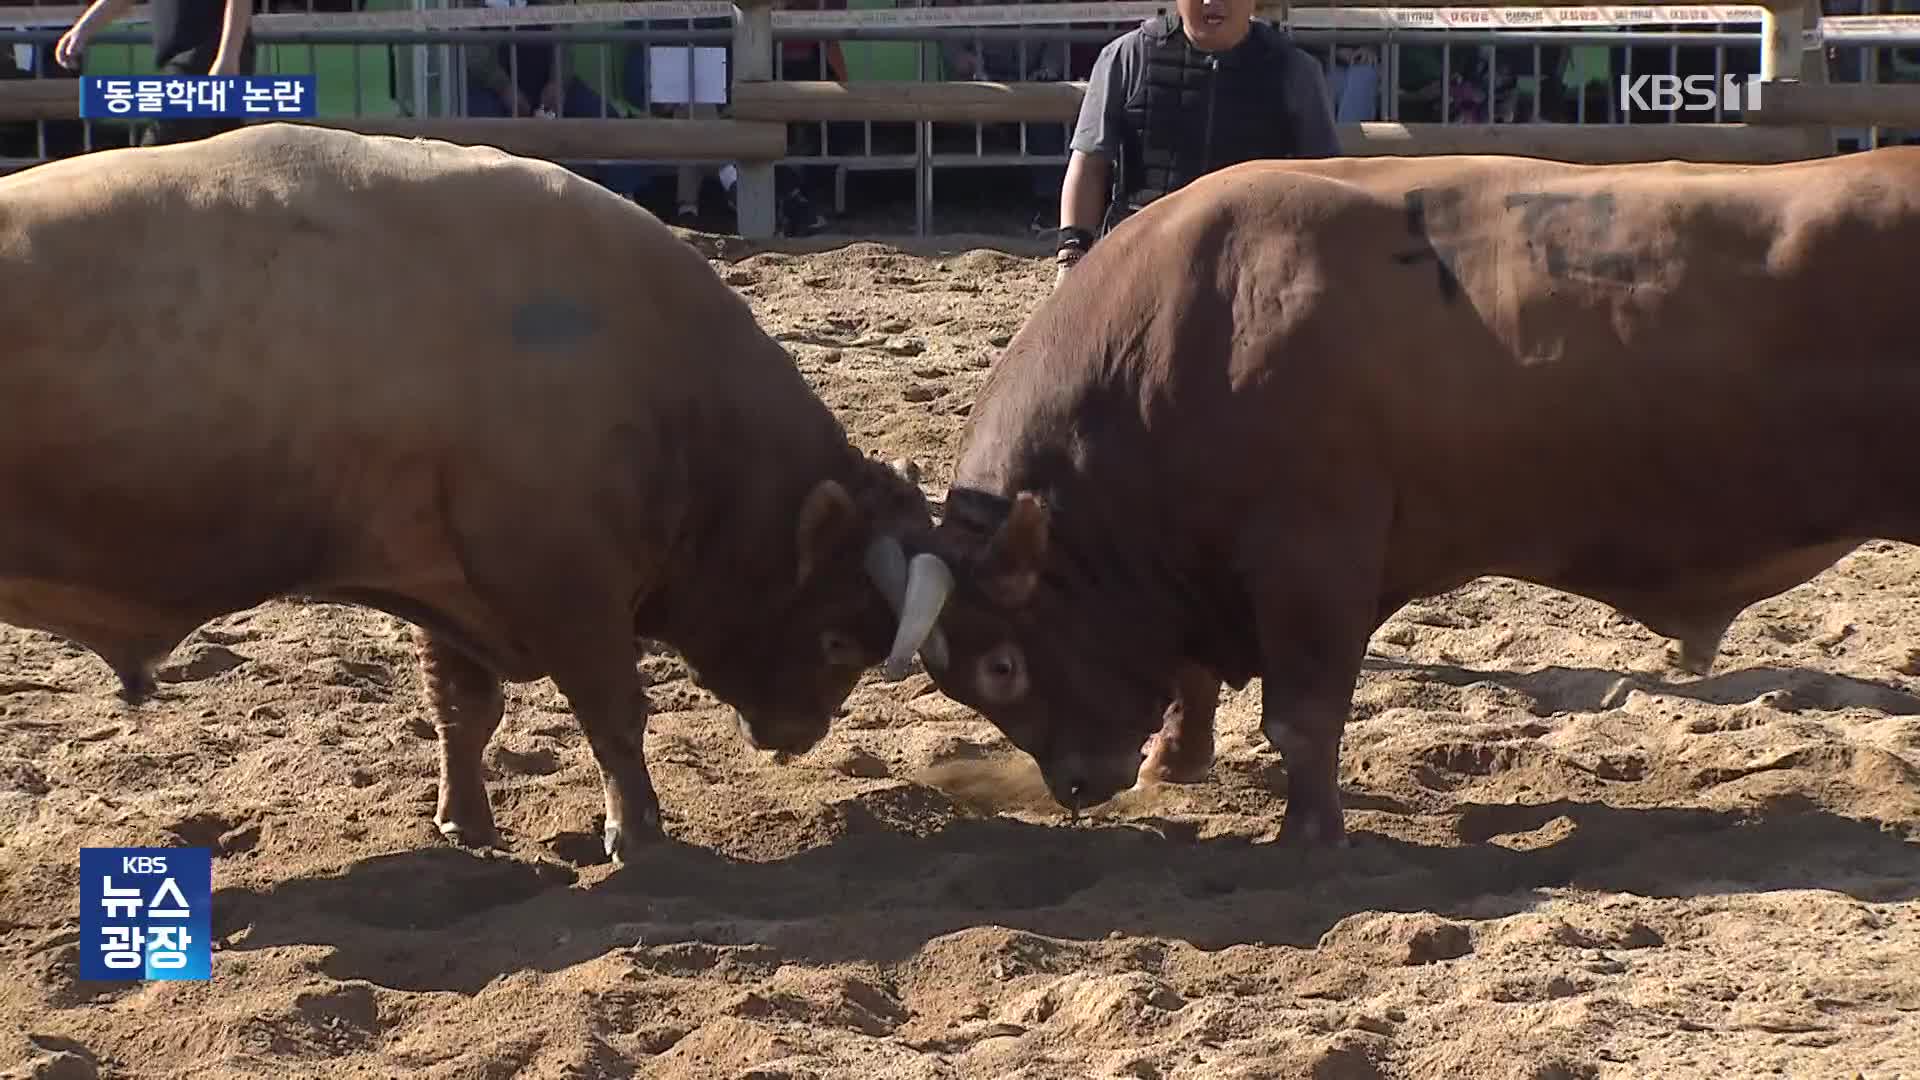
[
  {"xmin": 1137, "ymin": 733, "xmax": 1213, "ymax": 786},
  {"xmin": 437, "ymin": 816, "xmax": 499, "ymax": 851},
  {"xmin": 603, "ymin": 805, "xmax": 662, "ymax": 866},
  {"xmin": 114, "ymin": 667, "xmax": 157, "ymax": 706},
  {"xmin": 1277, "ymin": 811, "xmax": 1349, "ymax": 849},
  {"xmin": 1666, "ymin": 640, "xmax": 1717, "ymax": 678}
]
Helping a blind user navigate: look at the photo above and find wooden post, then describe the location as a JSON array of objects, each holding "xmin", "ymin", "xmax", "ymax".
[
  {"xmin": 731, "ymin": 0, "xmax": 779, "ymax": 240},
  {"xmin": 1760, "ymin": 1, "xmax": 1805, "ymax": 82},
  {"xmin": 1758, "ymin": 0, "xmax": 1831, "ymax": 159},
  {"xmin": 1793, "ymin": 0, "xmax": 1831, "ymax": 157}
]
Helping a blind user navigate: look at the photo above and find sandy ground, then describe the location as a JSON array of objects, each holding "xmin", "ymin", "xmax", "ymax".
[{"xmin": 4, "ymin": 232, "xmax": 1919, "ymax": 1080}]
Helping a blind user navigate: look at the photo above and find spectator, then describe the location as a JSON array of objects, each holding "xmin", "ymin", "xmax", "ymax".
[
  {"xmin": 1396, "ymin": 44, "xmax": 1446, "ymax": 122},
  {"xmin": 1326, "ymin": 44, "xmax": 1380, "ymax": 121},
  {"xmin": 612, "ymin": 19, "xmax": 729, "ymax": 220},
  {"xmin": 938, "ymin": 5, "xmax": 1066, "ymax": 87},
  {"xmin": 1444, "ymin": 45, "xmax": 1519, "ymax": 124},
  {"xmin": 768, "ymin": 0, "xmax": 843, "ymax": 234},
  {"xmin": 54, "ymin": 0, "xmax": 256, "ymax": 145},
  {"xmin": 1051, "ymin": 0, "xmax": 1339, "ymax": 284},
  {"xmin": 464, "ymin": 0, "xmax": 609, "ymax": 119},
  {"xmin": 938, "ymin": 1, "xmax": 1071, "ymax": 226},
  {"xmin": 781, "ymin": 0, "xmax": 849, "ymax": 84}
]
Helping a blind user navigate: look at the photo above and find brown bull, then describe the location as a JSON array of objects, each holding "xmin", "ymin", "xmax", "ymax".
[
  {"xmin": 0, "ymin": 123, "xmax": 944, "ymax": 864},
  {"xmin": 879, "ymin": 146, "xmax": 1918, "ymax": 845}
]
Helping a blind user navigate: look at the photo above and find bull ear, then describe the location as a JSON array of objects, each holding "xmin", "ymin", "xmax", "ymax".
[
  {"xmin": 796, "ymin": 478, "xmax": 858, "ymax": 585},
  {"xmin": 977, "ymin": 492, "xmax": 1048, "ymax": 608}
]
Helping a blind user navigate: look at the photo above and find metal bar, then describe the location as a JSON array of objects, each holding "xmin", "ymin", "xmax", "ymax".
[
  {"xmin": 0, "ymin": 1, "xmax": 1810, "ymax": 32},
  {"xmin": 1485, "ymin": 44, "xmax": 1495, "ymax": 121},
  {"xmin": 1720, "ymin": 38, "xmax": 1735, "ymax": 119},
  {"xmin": 916, "ymin": 38, "xmax": 927, "ymax": 235},
  {"xmin": 0, "ymin": 27, "xmax": 1817, "ymax": 47},
  {"xmin": 1532, "ymin": 43, "xmax": 1541, "ymax": 121},
  {"xmin": 1669, "ymin": 42, "xmax": 1678, "ymax": 124},
  {"xmin": 307, "ymin": 0, "xmax": 316, "ymax": 113},
  {"xmin": 1620, "ymin": 35, "xmax": 1631, "ymax": 123},
  {"xmin": 0, "ymin": 28, "xmax": 737, "ymax": 45},
  {"xmin": 1387, "ymin": 28, "xmax": 1399, "ymax": 120}
]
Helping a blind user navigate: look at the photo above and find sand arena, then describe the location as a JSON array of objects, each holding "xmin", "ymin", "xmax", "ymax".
[{"xmin": 3, "ymin": 232, "xmax": 1918, "ymax": 1080}]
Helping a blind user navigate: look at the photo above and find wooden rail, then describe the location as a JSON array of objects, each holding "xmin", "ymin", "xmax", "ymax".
[
  {"xmin": 268, "ymin": 117, "xmax": 788, "ymax": 162},
  {"xmin": 1745, "ymin": 82, "xmax": 1920, "ymax": 127},
  {"xmin": 0, "ymin": 78, "xmax": 78, "ymax": 122},
  {"xmin": 733, "ymin": 79, "xmax": 1088, "ymax": 125},
  {"xmin": 1340, "ymin": 120, "xmax": 1822, "ymax": 161},
  {"xmin": 0, "ymin": 82, "xmax": 787, "ymax": 161}
]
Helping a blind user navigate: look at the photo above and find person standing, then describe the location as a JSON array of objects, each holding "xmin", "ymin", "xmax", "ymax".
[
  {"xmin": 1051, "ymin": 0, "xmax": 1340, "ymax": 284},
  {"xmin": 55, "ymin": 0, "xmax": 257, "ymax": 146}
]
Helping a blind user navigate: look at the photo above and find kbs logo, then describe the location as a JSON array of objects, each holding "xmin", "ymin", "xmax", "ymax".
[
  {"xmin": 1619, "ymin": 73, "xmax": 1763, "ymax": 113},
  {"xmin": 79, "ymin": 846, "xmax": 212, "ymax": 981}
]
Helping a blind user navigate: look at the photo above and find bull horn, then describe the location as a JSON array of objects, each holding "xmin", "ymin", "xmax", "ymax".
[
  {"xmin": 863, "ymin": 539, "xmax": 952, "ymax": 678},
  {"xmin": 885, "ymin": 553, "xmax": 954, "ymax": 680},
  {"xmin": 864, "ymin": 535, "xmax": 908, "ymax": 606}
]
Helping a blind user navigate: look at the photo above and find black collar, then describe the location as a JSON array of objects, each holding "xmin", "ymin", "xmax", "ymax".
[{"xmin": 941, "ymin": 487, "xmax": 1014, "ymax": 537}]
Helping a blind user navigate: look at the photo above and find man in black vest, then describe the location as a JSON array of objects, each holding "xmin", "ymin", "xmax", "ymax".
[{"xmin": 1052, "ymin": 0, "xmax": 1339, "ymax": 284}]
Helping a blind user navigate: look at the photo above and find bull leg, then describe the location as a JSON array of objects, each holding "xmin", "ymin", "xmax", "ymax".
[
  {"xmin": 1662, "ymin": 612, "xmax": 1735, "ymax": 678},
  {"xmin": 1137, "ymin": 662, "xmax": 1221, "ymax": 785},
  {"xmin": 413, "ymin": 625, "xmax": 506, "ymax": 849},
  {"xmin": 1243, "ymin": 494, "xmax": 1390, "ymax": 849},
  {"xmin": 1257, "ymin": 631, "xmax": 1373, "ymax": 849},
  {"xmin": 441, "ymin": 492, "xmax": 660, "ymax": 864},
  {"xmin": 544, "ymin": 636, "xmax": 658, "ymax": 866}
]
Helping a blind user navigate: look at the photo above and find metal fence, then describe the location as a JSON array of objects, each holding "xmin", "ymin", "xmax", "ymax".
[{"xmin": 5, "ymin": 2, "xmax": 1920, "ymax": 227}]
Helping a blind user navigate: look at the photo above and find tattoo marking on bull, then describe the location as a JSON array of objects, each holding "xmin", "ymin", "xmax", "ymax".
[
  {"xmin": 1391, "ymin": 187, "xmax": 1465, "ymax": 303},
  {"xmin": 511, "ymin": 297, "xmax": 603, "ymax": 349},
  {"xmin": 1504, "ymin": 191, "xmax": 1645, "ymax": 286}
]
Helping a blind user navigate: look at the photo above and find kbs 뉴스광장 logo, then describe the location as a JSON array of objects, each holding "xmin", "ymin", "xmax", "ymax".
[{"xmin": 78, "ymin": 847, "xmax": 212, "ymax": 981}]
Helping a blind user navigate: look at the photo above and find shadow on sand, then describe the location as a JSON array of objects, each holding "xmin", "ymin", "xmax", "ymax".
[
  {"xmin": 1361, "ymin": 657, "xmax": 1920, "ymax": 716},
  {"xmin": 212, "ymin": 790, "xmax": 1920, "ymax": 994}
]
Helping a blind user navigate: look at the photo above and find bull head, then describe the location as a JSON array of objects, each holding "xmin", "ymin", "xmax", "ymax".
[{"xmin": 865, "ymin": 537, "xmax": 953, "ymax": 679}]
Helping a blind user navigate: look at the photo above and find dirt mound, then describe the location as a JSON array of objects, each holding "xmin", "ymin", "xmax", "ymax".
[{"xmin": 4, "ymin": 237, "xmax": 1918, "ymax": 1079}]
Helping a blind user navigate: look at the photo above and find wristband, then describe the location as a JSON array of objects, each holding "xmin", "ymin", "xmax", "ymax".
[{"xmin": 1056, "ymin": 225, "xmax": 1094, "ymax": 254}]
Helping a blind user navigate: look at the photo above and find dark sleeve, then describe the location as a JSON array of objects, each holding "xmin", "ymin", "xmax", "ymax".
[{"xmin": 1282, "ymin": 46, "xmax": 1343, "ymax": 158}]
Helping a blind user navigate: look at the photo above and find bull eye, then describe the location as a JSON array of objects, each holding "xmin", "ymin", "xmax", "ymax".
[{"xmin": 976, "ymin": 644, "xmax": 1025, "ymax": 703}]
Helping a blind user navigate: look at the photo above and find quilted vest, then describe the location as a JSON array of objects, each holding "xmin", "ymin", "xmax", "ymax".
[{"xmin": 1112, "ymin": 15, "xmax": 1299, "ymax": 225}]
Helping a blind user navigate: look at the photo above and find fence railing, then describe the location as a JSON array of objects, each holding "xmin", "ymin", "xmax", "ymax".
[{"xmin": 3, "ymin": 1, "xmax": 1920, "ymax": 235}]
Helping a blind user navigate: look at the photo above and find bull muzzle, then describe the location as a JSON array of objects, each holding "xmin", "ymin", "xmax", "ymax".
[{"xmin": 865, "ymin": 537, "xmax": 954, "ymax": 680}]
